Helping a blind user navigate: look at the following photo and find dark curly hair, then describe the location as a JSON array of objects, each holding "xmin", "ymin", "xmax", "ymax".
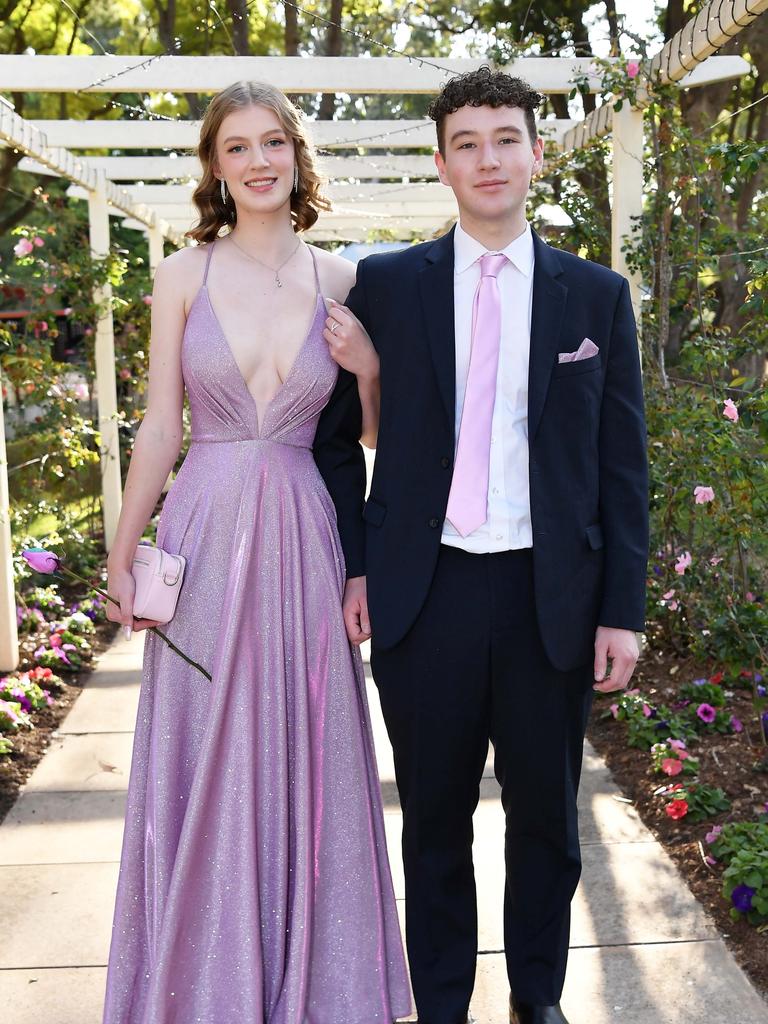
[{"xmin": 427, "ymin": 67, "xmax": 542, "ymax": 156}]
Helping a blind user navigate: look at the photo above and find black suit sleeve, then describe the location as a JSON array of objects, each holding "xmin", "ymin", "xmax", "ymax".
[
  {"xmin": 597, "ymin": 278, "xmax": 649, "ymax": 630},
  {"xmin": 312, "ymin": 261, "xmax": 370, "ymax": 579}
]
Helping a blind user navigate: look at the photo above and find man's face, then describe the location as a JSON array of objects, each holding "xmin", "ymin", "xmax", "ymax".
[{"xmin": 434, "ymin": 104, "xmax": 543, "ymax": 226}]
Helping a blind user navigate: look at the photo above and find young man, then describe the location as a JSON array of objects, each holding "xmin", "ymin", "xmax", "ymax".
[{"xmin": 314, "ymin": 68, "xmax": 649, "ymax": 1024}]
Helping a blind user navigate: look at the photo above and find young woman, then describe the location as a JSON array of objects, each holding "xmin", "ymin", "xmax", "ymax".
[{"xmin": 102, "ymin": 81, "xmax": 411, "ymax": 1024}]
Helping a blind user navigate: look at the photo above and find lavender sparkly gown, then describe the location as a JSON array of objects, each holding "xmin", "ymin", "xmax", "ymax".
[{"xmin": 103, "ymin": 243, "xmax": 411, "ymax": 1024}]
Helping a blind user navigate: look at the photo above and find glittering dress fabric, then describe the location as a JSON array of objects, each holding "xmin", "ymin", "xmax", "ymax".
[{"xmin": 102, "ymin": 244, "xmax": 411, "ymax": 1024}]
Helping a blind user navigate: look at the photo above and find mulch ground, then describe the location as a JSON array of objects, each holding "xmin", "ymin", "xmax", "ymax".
[
  {"xmin": 0, "ymin": 618, "xmax": 119, "ymax": 824},
  {"xmin": 587, "ymin": 646, "xmax": 768, "ymax": 998}
]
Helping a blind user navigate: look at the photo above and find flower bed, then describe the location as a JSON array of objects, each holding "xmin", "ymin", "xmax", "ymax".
[
  {"xmin": 588, "ymin": 648, "xmax": 768, "ymax": 998},
  {"xmin": 0, "ymin": 583, "xmax": 115, "ymax": 822}
]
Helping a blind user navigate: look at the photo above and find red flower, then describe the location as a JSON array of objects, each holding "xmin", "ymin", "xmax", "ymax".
[
  {"xmin": 710, "ymin": 671, "xmax": 724, "ymax": 684},
  {"xmin": 666, "ymin": 799, "xmax": 689, "ymax": 820},
  {"xmin": 662, "ymin": 758, "xmax": 683, "ymax": 776}
]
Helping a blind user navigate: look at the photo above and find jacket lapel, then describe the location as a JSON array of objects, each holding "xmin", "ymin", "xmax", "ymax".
[
  {"xmin": 418, "ymin": 228, "xmax": 456, "ymax": 430},
  {"xmin": 528, "ymin": 232, "xmax": 567, "ymax": 441}
]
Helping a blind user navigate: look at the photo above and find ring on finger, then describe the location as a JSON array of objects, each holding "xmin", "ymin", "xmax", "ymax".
[{"xmin": 330, "ymin": 320, "xmax": 339, "ymax": 335}]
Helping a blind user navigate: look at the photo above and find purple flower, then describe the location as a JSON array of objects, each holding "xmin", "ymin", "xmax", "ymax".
[
  {"xmin": 755, "ymin": 674, "xmax": 763, "ymax": 684},
  {"xmin": 22, "ymin": 548, "xmax": 61, "ymax": 574},
  {"xmin": 705, "ymin": 825, "xmax": 722, "ymax": 844},
  {"xmin": 705, "ymin": 855, "xmax": 717, "ymax": 867},
  {"xmin": 697, "ymin": 703, "xmax": 717, "ymax": 724},
  {"xmin": 730, "ymin": 716, "xmax": 743, "ymax": 733},
  {"xmin": 757, "ymin": 685, "xmax": 767, "ymax": 698},
  {"xmin": 693, "ymin": 678, "xmax": 707, "ymax": 687},
  {"xmin": 731, "ymin": 884, "xmax": 756, "ymax": 913}
]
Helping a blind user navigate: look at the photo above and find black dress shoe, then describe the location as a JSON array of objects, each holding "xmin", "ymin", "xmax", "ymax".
[{"xmin": 509, "ymin": 994, "xmax": 570, "ymax": 1024}]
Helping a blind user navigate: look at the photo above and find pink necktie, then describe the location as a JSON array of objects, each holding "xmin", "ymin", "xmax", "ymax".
[{"xmin": 446, "ymin": 252, "xmax": 507, "ymax": 537}]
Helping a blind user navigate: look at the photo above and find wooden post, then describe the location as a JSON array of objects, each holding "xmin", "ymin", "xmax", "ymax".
[
  {"xmin": 611, "ymin": 103, "xmax": 645, "ymax": 328},
  {"xmin": 148, "ymin": 223, "xmax": 164, "ymax": 277},
  {"xmin": 0, "ymin": 368, "xmax": 19, "ymax": 671},
  {"xmin": 88, "ymin": 172, "xmax": 123, "ymax": 552}
]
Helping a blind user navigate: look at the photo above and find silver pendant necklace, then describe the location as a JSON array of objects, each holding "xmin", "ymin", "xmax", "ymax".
[{"xmin": 228, "ymin": 235, "xmax": 302, "ymax": 288}]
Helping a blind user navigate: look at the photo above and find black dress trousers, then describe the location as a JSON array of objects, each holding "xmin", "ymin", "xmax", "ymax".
[{"xmin": 371, "ymin": 545, "xmax": 593, "ymax": 1023}]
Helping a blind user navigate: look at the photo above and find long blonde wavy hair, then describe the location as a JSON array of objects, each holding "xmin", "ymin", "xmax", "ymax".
[{"xmin": 188, "ymin": 81, "xmax": 331, "ymax": 243}]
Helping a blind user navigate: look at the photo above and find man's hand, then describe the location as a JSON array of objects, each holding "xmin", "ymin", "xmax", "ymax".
[
  {"xmin": 593, "ymin": 626, "xmax": 640, "ymax": 693},
  {"xmin": 343, "ymin": 575, "xmax": 372, "ymax": 646}
]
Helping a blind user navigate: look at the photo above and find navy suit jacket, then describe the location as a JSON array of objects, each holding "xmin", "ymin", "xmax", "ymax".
[{"xmin": 313, "ymin": 228, "xmax": 649, "ymax": 670}]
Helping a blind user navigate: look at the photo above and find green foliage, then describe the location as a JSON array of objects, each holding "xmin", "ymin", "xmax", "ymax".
[
  {"xmin": 609, "ymin": 691, "xmax": 695, "ymax": 749},
  {"xmin": 723, "ymin": 848, "xmax": 768, "ymax": 924}
]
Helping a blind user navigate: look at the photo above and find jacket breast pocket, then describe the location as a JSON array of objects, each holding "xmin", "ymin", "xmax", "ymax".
[
  {"xmin": 363, "ymin": 497, "xmax": 387, "ymax": 527},
  {"xmin": 551, "ymin": 353, "xmax": 602, "ymax": 379}
]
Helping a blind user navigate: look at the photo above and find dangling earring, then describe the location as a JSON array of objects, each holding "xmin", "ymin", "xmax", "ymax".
[
  {"xmin": 220, "ymin": 178, "xmax": 227, "ymax": 204},
  {"xmin": 293, "ymin": 166, "xmax": 299, "ymax": 193}
]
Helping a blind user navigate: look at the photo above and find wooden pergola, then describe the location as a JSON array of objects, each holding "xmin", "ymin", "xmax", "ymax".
[{"xmin": 0, "ymin": 0, "xmax": 765, "ymax": 669}]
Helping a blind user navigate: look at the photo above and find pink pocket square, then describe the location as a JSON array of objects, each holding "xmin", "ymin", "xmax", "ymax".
[{"xmin": 558, "ymin": 338, "xmax": 599, "ymax": 364}]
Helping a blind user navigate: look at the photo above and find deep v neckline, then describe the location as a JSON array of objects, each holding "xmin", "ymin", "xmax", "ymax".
[{"xmin": 201, "ymin": 282, "xmax": 324, "ymax": 437}]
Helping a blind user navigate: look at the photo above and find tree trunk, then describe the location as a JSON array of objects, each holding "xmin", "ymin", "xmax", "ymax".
[
  {"xmin": 284, "ymin": 0, "xmax": 299, "ymax": 55},
  {"xmin": 226, "ymin": 0, "xmax": 250, "ymax": 55},
  {"xmin": 318, "ymin": 0, "xmax": 343, "ymax": 120}
]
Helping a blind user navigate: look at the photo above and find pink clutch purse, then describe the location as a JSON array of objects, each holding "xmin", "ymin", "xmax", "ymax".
[{"xmin": 131, "ymin": 544, "xmax": 186, "ymax": 624}]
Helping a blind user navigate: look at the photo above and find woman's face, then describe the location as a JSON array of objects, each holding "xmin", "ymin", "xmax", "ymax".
[{"xmin": 214, "ymin": 103, "xmax": 296, "ymax": 219}]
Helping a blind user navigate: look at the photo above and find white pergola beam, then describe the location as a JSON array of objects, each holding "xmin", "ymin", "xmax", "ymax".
[
  {"xmin": 648, "ymin": 0, "xmax": 767, "ymax": 84},
  {"xmin": 27, "ymin": 118, "xmax": 576, "ymax": 152},
  {"xmin": 71, "ymin": 181, "xmax": 454, "ymax": 204},
  {"xmin": 19, "ymin": 153, "xmax": 445, "ymax": 181},
  {"xmin": 0, "ymin": 56, "xmax": 627, "ymax": 94}
]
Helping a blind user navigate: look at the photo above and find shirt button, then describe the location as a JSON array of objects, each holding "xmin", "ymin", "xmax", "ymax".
[
  {"xmin": 440, "ymin": 456, "xmax": 450, "ymax": 469},
  {"xmin": 429, "ymin": 517, "xmax": 440, "ymax": 529},
  {"xmin": 496, "ymin": 534, "xmax": 503, "ymax": 540},
  {"xmin": 492, "ymin": 488, "xmax": 499, "ymax": 495}
]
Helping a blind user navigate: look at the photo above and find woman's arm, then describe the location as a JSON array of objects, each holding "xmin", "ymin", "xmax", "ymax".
[{"xmin": 105, "ymin": 253, "xmax": 190, "ymax": 633}]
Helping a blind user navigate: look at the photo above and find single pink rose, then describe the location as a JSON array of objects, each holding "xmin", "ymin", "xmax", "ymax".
[
  {"xmin": 142, "ymin": 294, "xmax": 153, "ymax": 306},
  {"xmin": 723, "ymin": 399, "xmax": 739, "ymax": 423},
  {"xmin": 22, "ymin": 548, "xmax": 61, "ymax": 574},
  {"xmin": 642, "ymin": 703, "xmax": 653, "ymax": 718},
  {"xmin": 84, "ymin": 327, "xmax": 94, "ymax": 336},
  {"xmin": 662, "ymin": 758, "xmax": 683, "ymax": 776},
  {"xmin": 663, "ymin": 589, "xmax": 675, "ymax": 600},
  {"xmin": 677, "ymin": 749, "xmax": 690, "ymax": 760},
  {"xmin": 13, "ymin": 238, "xmax": 34, "ymax": 257},
  {"xmin": 675, "ymin": 551, "xmax": 692, "ymax": 575},
  {"xmin": 668, "ymin": 600, "xmax": 679, "ymax": 611},
  {"xmin": 746, "ymin": 592, "xmax": 755, "ymax": 602},
  {"xmin": 33, "ymin": 236, "xmax": 44, "ymax": 248},
  {"xmin": 609, "ymin": 703, "xmax": 619, "ymax": 719},
  {"xmin": 694, "ymin": 485, "xmax": 715, "ymax": 504},
  {"xmin": 119, "ymin": 368, "xmax": 131, "ymax": 380},
  {"xmin": 626, "ymin": 60, "xmax": 640, "ymax": 79}
]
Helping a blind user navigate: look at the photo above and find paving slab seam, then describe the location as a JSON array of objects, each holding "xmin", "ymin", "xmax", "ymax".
[
  {"xmin": 567, "ymin": 937, "xmax": 728, "ymax": 950},
  {"xmin": 0, "ymin": 964, "xmax": 108, "ymax": 971}
]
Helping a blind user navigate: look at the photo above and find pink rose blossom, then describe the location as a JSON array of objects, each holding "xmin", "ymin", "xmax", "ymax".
[
  {"xmin": 33, "ymin": 236, "xmax": 44, "ymax": 248},
  {"xmin": 662, "ymin": 758, "xmax": 682, "ymax": 776},
  {"xmin": 663, "ymin": 589, "xmax": 675, "ymax": 600},
  {"xmin": 694, "ymin": 485, "xmax": 715, "ymax": 504},
  {"xmin": 642, "ymin": 703, "xmax": 653, "ymax": 718},
  {"xmin": 668, "ymin": 599, "xmax": 679, "ymax": 611},
  {"xmin": 13, "ymin": 238, "xmax": 34, "ymax": 257},
  {"xmin": 142, "ymin": 294, "xmax": 153, "ymax": 306},
  {"xmin": 723, "ymin": 399, "xmax": 739, "ymax": 423},
  {"xmin": 626, "ymin": 60, "xmax": 640, "ymax": 79},
  {"xmin": 119, "ymin": 368, "xmax": 131, "ymax": 380},
  {"xmin": 675, "ymin": 551, "xmax": 692, "ymax": 575},
  {"xmin": 746, "ymin": 592, "xmax": 755, "ymax": 602},
  {"xmin": 609, "ymin": 703, "xmax": 619, "ymax": 719},
  {"xmin": 677, "ymin": 749, "xmax": 690, "ymax": 760}
]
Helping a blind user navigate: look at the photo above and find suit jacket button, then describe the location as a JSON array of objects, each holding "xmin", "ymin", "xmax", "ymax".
[
  {"xmin": 428, "ymin": 517, "xmax": 440, "ymax": 529},
  {"xmin": 440, "ymin": 456, "xmax": 450, "ymax": 468}
]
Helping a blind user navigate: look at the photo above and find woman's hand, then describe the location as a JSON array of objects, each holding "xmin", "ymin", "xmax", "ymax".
[
  {"xmin": 323, "ymin": 300, "xmax": 379, "ymax": 381},
  {"xmin": 106, "ymin": 563, "xmax": 160, "ymax": 637}
]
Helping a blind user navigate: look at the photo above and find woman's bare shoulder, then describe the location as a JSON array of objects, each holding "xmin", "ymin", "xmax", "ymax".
[
  {"xmin": 154, "ymin": 243, "xmax": 211, "ymax": 305},
  {"xmin": 309, "ymin": 244, "xmax": 356, "ymax": 302}
]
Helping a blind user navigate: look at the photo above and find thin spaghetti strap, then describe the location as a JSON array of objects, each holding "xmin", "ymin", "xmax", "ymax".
[
  {"xmin": 307, "ymin": 243, "xmax": 321, "ymax": 297},
  {"xmin": 202, "ymin": 240, "xmax": 216, "ymax": 286}
]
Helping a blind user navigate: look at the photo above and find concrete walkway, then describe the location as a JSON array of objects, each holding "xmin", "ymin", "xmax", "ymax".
[{"xmin": 1, "ymin": 630, "xmax": 767, "ymax": 1024}]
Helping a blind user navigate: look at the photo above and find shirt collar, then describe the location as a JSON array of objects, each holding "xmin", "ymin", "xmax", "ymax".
[{"xmin": 454, "ymin": 221, "xmax": 534, "ymax": 279}]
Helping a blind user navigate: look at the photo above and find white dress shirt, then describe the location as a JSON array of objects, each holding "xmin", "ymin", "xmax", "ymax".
[{"xmin": 441, "ymin": 221, "xmax": 535, "ymax": 553}]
